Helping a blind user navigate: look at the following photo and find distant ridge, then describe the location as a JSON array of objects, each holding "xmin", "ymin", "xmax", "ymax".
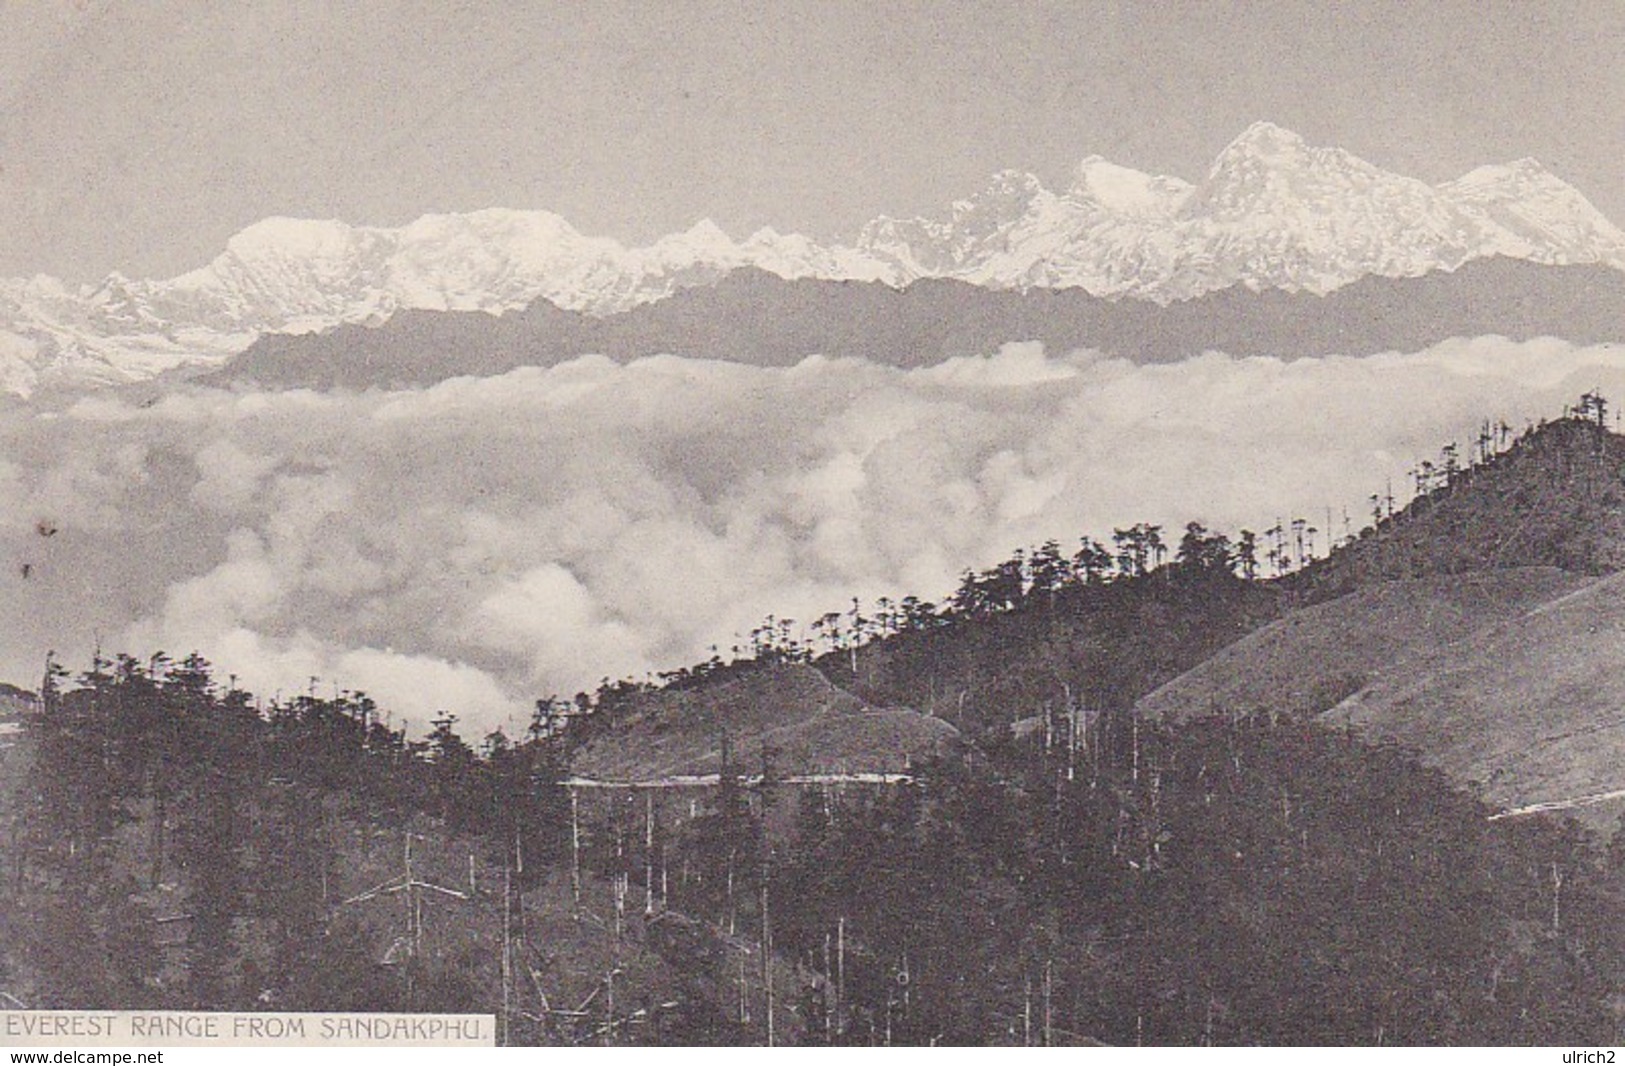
[{"xmin": 208, "ymin": 258, "xmax": 1625, "ymax": 391}]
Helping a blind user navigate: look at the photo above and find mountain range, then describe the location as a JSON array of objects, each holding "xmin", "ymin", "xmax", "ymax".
[{"xmin": 5, "ymin": 122, "xmax": 1625, "ymax": 396}]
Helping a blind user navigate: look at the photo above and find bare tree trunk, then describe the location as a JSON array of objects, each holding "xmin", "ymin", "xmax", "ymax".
[
  {"xmin": 1042, "ymin": 959, "xmax": 1053, "ymax": 1047},
  {"xmin": 501, "ymin": 859, "xmax": 511, "ymax": 1047},
  {"xmin": 837, "ymin": 916, "xmax": 846, "ymax": 1038},
  {"xmin": 1552, "ymin": 862, "xmax": 1564, "ymax": 934},
  {"xmin": 762, "ymin": 878, "xmax": 774, "ymax": 1047},
  {"xmin": 403, "ymin": 832, "xmax": 416, "ymax": 1007},
  {"xmin": 570, "ymin": 788, "xmax": 581, "ymax": 909},
  {"xmin": 823, "ymin": 932, "xmax": 834, "ymax": 1042},
  {"xmin": 645, "ymin": 792, "xmax": 655, "ymax": 916},
  {"xmin": 1023, "ymin": 976, "xmax": 1032, "ymax": 1047},
  {"xmin": 1132, "ymin": 713, "xmax": 1140, "ymax": 785},
  {"xmin": 727, "ymin": 849, "xmax": 737, "ymax": 937},
  {"xmin": 151, "ymin": 789, "xmax": 166, "ymax": 888}
]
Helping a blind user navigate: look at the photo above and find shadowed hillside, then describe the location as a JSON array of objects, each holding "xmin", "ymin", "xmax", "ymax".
[{"xmin": 1299, "ymin": 415, "xmax": 1625, "ymax": 592}]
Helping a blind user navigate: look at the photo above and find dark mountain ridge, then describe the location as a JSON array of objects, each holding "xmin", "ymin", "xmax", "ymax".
[{"xmin": 203, "ymin": 257, "xmax": 1625, "ymax": 391}]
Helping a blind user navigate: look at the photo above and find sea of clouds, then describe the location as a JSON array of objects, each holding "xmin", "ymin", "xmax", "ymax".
[{"xmin": 4, "ymin": 336, "xmax": 1625, "ymax": 736}]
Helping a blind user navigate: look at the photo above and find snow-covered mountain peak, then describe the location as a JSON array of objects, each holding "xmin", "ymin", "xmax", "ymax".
[
  {"xmin": 676, "ymin": 217, "xmax": 735, "ymax": 248},
  {"xmin": 854, "ymin": 169, "xmax": 1057, "ymax": 280},
  {"xmin": 1195, "ymin": 123, "xmax": 1329, "ymax": 202},
  {"xmin": 378, "ymin": 210, "xmax": 618, "ymax": 314},
  {"xmin": 396, "ymin": 207, "xmax": 596, "ymax": 247},
  {"xmin": 1489, "ymin": 156, "xmax": 1553, "ymax": 178},
  {"xmin": 163, "ymin": 216, "xmax": 386, "ymax": 314},
  {"xmin": 636, "ymin": 218, "xmax": 744, "ymax": 268},
  {"xmin": 217, "ymin": 216, "xmax": 366, "ymax": 267},
  {"xmin": 1068, "ymin": 156, "xmax": 1192, "ymax": 217},
  {"xmin": 1442, "ymin": 159, "xmax": 1625, "ymax": 265},
  {"xmin": 742, "ymin": 225, "xmax": 791, "ymax": 249},
  {"xmin": 5, "ymin": 122, "xmax": 1625, "ymax": 395},
  {"xmin": 1221, "ymin": 120, "xmax": 1312, "ymax": 162}
]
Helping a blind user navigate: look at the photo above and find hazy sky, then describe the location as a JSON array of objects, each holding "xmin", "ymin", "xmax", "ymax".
[{"xmin": 3, "ymin": 0, "xmax": 1622, "ymax": 282}]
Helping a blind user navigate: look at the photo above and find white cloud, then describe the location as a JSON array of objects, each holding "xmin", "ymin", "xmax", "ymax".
[
  {"xmin": 5, "ymin": 338, "xmax": 1625, "ymax": 734},
  {"xmin": 921, "ymin": 342, "xmax": 1082, "ymax": 388},
  {"xmin": 468, "ymin": 562, "xmax": 650, "ymax": 684}
]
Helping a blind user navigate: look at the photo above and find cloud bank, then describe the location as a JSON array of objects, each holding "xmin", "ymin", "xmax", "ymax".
[{"xmin": 4, "ymin": 337, "xmax": 1624, "ymax": 735}]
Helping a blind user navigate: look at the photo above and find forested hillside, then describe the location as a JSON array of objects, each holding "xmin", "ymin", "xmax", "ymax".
[{"xmin": 8, "ymin": 401, "xmax": 1625, "ymax": 1044}]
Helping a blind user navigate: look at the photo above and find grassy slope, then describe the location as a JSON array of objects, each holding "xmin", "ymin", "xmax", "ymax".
[
  {"xmin": 1323, "ymin": 568, "xmax": 1625, "ymax": 833},
  {"xmin": 1136, "ymin": 567, "xmax": 1590, "ymax": 723},
  {"xmin": 817, "ymin": 419, "xmax": 1625, "ymax": 745},
  {"xmin": 573, "ymin": 664, "xmax": 958, "ymax": 781}
]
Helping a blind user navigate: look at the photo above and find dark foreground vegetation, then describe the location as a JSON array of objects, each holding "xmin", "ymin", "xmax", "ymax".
[{"xmin": 6, "ymin": 399, "xmax": 1625, "ymax": 1044}]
